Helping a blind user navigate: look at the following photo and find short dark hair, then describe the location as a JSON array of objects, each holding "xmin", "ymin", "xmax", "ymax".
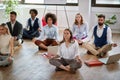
[
  {"xmin": 10, "ymin": 11, "xmax": 17, "ymax": 16},
  {"xmin": 45, "ymin": 13, "xmax": 57, "ymax": 24},
  {"xmin": 98, "ymin": 14, "xmax": 105, "ymax": 19},
  {"xmin": 29, "ymin": 9, "xmax": 38, "ymax": 15}
]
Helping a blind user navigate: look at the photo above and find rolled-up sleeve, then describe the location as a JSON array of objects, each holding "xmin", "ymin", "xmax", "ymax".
[{"xmin": 107, "ymin": 27, "xmax": 113, "ymax": 44}]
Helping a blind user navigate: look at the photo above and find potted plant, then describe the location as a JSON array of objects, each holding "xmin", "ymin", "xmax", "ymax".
[
  {"xmin": 3, "ymin": 0, "xmax": 19, "ymax": 17},
  {"xmin": 96, "ymin": 14, "xmax": 117, "ymax": 26}
]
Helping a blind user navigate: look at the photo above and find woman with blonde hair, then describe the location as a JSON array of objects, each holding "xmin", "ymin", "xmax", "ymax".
[
  {"xmin": 0, "ymin": 23, "xmax": 14, "ymax": 67},
  {"xmin": 71, "ymin": 13, "xmax": 88, "ymax": 45}
]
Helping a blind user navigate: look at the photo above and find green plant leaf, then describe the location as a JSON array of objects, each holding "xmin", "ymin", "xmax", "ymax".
[{"xmin": 111, "ymin": 15, "xmax": 116, "ymax": 20}]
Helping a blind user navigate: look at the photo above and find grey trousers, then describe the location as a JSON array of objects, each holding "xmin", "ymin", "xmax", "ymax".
[
  {"xmin": 0, "ymin": 55, "xmax": 13, "ymax": 67},
  {"xmin": 49, "ymin": 58, "xmax": 82, "ymax": 70}
]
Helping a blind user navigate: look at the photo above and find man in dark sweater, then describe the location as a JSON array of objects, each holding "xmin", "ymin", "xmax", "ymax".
[
  {"xmin": 23, "ymin": 9, "xmax": 42, "ymax": 39},
  {"xmin": 7, "ymin": 11, "xmax": 23, "ymax": 46}
]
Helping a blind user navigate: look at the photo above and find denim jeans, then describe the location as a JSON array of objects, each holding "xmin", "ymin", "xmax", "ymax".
[
  {"xmin": 23, "ymin": 29, "xmax": 40, "ymax": 39},
  {"xmin": 0, "ymin": 55, "xmax": 13, "ymax": 66}
]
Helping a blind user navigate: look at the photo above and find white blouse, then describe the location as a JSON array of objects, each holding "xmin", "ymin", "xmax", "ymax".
[
  {"xmin": 0, "ymin": 34, "xmax": 11, "ymax": 54},
  {"xmin": 59, "ymin": 40, "xmax": 80, "ymax": 59}
]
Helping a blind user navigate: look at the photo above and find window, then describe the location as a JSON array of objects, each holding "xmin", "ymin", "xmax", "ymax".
[
  {"xmin": 0, "ymin": 0, "xmax": 22, "ymax": 3},
  {"xmin": 24, "ymin": 0, "xmax": 78, "ymax": 6},
  {"xmin": 67, "ymin": 0, "xmax": 78, "ymax": 4},
  {"xmin": 92, "ymin": 0, "xmax": 120, "ymax": 7},
  {"xmin": 25, "ymin": 0, "xmax": 44, "ymax": 4}
]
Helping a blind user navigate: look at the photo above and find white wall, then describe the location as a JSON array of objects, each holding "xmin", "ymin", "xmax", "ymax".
[
  {"xmin": 78, "ymin": 0, "xmax": 91, "ymax": 25},
  {"xmin": 0, "ymin": 4, "xmax": 79, "ymax": 30},
  {"xmin": 78, "ymin": 0, "xmax": 120, "ymax": 33},
  {"xmin": 90, "ymin": 7, "xmax": 120, "ymax": 33},
  {"xmin": 0, "ymin": 0, "xmax": 120, "ymax": 33}
]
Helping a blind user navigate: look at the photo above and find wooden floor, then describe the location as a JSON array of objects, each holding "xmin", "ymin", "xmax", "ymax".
[{"xmin": 0, "ymin": 33, "xmax": 120, "ymax": 80}]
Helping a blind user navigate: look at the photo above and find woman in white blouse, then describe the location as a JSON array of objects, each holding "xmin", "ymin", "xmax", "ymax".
[
  {"xmin": 0, "ymin": 23, "xmax": 14, "ymax": 67},
  {"xmin": 49, "ymin": 29, "xmax": 82, "ymax": 74}
]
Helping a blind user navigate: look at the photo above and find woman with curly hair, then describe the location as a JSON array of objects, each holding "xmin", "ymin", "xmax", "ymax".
[{"xmin": 33, "ymin": 13, "xmax": 59, "ymax": 50}]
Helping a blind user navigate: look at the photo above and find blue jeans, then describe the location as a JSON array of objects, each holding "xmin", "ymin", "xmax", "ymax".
[
  {"xmin": 0, "ymin": 55, "xmax": 13, "ymax": 66},
  {"xmin": 23, "ymin": 29, "xmax": 40, "ymax": 39}
]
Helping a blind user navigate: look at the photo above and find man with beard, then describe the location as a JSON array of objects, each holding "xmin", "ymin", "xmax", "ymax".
[{"xmin": 82, "ymin": 14, "xmax": 117, "ymax": 57}]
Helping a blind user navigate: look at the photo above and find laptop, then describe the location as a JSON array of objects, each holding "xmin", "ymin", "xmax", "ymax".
[
  {"xmin": 99, "ymin": 53, "xmax": 120, "ymax": 64},
  {"xmin": 47, "ymin": 46, "xmax": 59, "ymax": 55}
]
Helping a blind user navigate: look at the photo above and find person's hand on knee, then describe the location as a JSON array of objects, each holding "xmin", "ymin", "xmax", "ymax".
[{"xmin": 32, "ymin": 38, "xmax": 36, "ymax": 42}]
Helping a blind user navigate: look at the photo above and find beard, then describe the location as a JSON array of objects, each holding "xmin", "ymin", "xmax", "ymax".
[{"xmin": 98, "ymin": 23, "xmax": 104, "ymax": 26}]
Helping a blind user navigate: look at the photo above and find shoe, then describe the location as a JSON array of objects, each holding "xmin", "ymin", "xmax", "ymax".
[{"xmin": 55, "ymin": 67, "xmax": 64, "ymax": 71}]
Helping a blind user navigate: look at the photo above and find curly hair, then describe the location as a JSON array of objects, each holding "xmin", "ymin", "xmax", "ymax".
[
  {"xmin": 74, "ymin": 13, "xmax": 83, "ymax": 25},
  {"xmin": 29, "ymin": 9, "xmax": 38, "ymax": 15},
  {"xmin": 45, "ymin": 13, "xmax": 57, "ymax": 24}
]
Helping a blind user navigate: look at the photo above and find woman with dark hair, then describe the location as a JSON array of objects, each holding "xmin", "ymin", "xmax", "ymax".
[
  {"xmin": 49, "ymin": 29, "xmax": 82, "ymax": 74},
  {"xmin": 71, "ymin": 13, "xmax": 88, "ymax": 45},
  {"xmin": 0, "ymin": 23, "xmax": 14, "ymax": 67},
  {"xmin": 33, "ymin": 13, "xmax": 59, "ymax": 50}
]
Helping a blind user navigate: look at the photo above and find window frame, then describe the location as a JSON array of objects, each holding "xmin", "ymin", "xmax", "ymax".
[
  {"xmin": 22, "ymin": 0, "xmax": 78, "ymax": 6},
  {"xmin": 92, "ymin": 0, "xmax": 120, "ymax": 8}
]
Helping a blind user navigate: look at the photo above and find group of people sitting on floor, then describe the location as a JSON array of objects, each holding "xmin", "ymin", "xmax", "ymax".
[{"xmin": 0, "ymin": 8, "xmax": 117, "ymax": 74}]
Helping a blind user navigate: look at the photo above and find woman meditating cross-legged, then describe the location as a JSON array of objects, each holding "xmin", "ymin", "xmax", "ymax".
[
  {"xmin": 33, "ymin": 13, "xmax": 59, "ymax": 50},
  {"xmin": 71, "ymin": 13, "xmax": 88, "ymax": 45},
  {"xmin": 0, "ymin": 23, "xmax": 14, "ymax": 67},
  {"xmin": 49, "ymin": 29, "xmax": 82, "ymax": 74}
]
